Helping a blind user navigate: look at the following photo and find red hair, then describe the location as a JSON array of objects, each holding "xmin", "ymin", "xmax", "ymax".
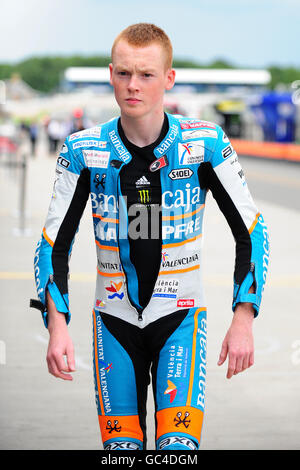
[{"xmin": 111, "ymin": 23, "xmax": 173, "ymax": 70}]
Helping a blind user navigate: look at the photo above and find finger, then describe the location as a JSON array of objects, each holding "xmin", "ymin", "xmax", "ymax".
[
  {"xmin": 249, "ymin": 351, "xmax": 254, "ymax": 367},
  {"xmin": 218, "ymin": 341, "xmax": 228, "ymax": 366},
  {"xmin": 66, "ymin": 345, "xmax": 76, "ymax": 372},
  {"xmin": 234, "ymin": 355, "xmax": 244, "ymax": 375},
  {"xmin": 55, "ymin": 352, "xmax": 70, "ymax": 373},
  {"xmin": 51, "ymin": 353, "xmax": 73, "ymax": 380},
  {"xmin": 47, "ymin": 356, "xmax": 72, "ymax": 380},
  {"xmin": 227, "ymin": 353, "xmax": 236, "ymax": 379},
  {"xmin": 241, "ymin": 354, "xmax": 250, "ymax": 371}
]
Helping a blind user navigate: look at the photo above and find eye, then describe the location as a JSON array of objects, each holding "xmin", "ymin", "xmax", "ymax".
[
  {"xmin": 118, "ymin": 71, "xmax": 128, "ymax": 76},
  {"xmin": 143, "ymin": 73, "xmax": 152, "ymax": 78}
]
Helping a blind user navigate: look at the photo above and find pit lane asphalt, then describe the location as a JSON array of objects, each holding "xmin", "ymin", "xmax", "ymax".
[{"xmin": 0, "ymin": 139, "xmax": 299, "ymax": 450}]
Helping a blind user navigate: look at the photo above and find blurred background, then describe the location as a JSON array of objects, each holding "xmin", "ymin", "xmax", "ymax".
[{"xmin": 0, "ymin": 0, "xmax": 300, "ymax": 450}]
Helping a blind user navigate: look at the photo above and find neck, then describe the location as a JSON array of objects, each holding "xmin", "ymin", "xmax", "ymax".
[{"xmin": 120, "ymin": 108, "xmax": 165, "ymax": 147}]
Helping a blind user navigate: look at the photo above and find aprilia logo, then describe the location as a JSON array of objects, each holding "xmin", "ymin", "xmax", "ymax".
[{"xmin": 177, "ymin": 299, "xmax": 194, "ymax": 307}]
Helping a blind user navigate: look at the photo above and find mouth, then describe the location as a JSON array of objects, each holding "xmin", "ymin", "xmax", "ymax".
[{"xmin": 125, "ymin": 98, "xmax": 142, "ymax": 104}]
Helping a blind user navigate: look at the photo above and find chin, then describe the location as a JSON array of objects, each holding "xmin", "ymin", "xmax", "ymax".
[{"xmin": 121, "ymin": 105, "xmax": 147, "ymax": 118}]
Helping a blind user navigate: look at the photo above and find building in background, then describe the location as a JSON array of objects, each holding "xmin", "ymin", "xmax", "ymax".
[{"xmin": 61, "ymin": 66, "xmax": 270, "ymax": 95}]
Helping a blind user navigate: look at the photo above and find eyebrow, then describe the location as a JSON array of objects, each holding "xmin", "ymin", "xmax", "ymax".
[{"xmin": 114, "ymin": 65, "xmax": 156, "ymax": 73}]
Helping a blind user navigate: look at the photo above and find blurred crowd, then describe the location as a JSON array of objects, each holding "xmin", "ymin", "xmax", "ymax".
[
  {"xmin": 0, "ymin": 108, "xmax": 96, "ymax": 158},
  {"xmin": 22, "ymin": 108, "xmax": 95, "ymax": 156}
]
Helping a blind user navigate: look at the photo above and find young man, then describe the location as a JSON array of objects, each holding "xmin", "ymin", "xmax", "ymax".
[{"xmin": 31, "ymin": 23, "xmax": 269, "ymax": 451}]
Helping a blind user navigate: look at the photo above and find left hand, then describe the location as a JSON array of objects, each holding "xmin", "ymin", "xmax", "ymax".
[{"xmin": 218, "ymin": 304, "xmax": 255, "ymax": 379}]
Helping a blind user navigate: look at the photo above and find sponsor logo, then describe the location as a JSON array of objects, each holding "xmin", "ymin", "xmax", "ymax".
[
  {"xmin": 152, "ymin": 279, "xmax": 179, "ymax": 299},
  {"xmin": 138, "ymin": 188, "xmax": 150, "ymax": 204},
  {"xmin": 180, "ymin": 120, "xmax": 216, "ymax": 130},
  {"xmin": 94, "ymin": 173, "xmax": 106, "ymax": 189},
  {"xmin": 162, "ymin": 216, "xmax": 201, "ymax": 240},
  {"xmin": 258, "ymin": 215, "xmax": 270, "ymax": 285},
  {"xmin": 182, "ymin": 129, "xmax": 217, "ymax": 140},
  {"xmin": 90, "ymin": 192, "xmax": 118, "ymax": 213},
  {"xmin": 222, "ymin": 144, "xmax": 234, "ymax": 159},
  {"xmin": 162, "ymin": 182, "xmax": 201, "ymax": 212},
  {"xmin": 95, "ymin": 316, "xmax": 112, "ymax": 412},
  {"xmin": 110, "ymin": 159, "xmax": 122, "ymax": 169},
  {"xmin": 98, "ymin": 141, "xmax": 107, "ymax": 148},
  {"xmin": 149, "ymin": 155, "xmax": 168, "ymax": 172},
  {"xmin": 177, "ymin": 299, "xmax": 195, "ymax": 308},
  {"xmin": 57, "ymin": 156, "xmax": 70, "ymax": 169},
  {"xmin": 168, "ymin": 168, "xmax": 194, "ymax": 180},
  {"xmin": 69, "ymin": 126, "xmax": 101, "ymax": 141},
  {"xmin": 104, "ymin": 442, "xmax": 140, "ymax": 450},
  {"xmin": 73, "ymin": 140, "xmax": 103, "ymax": 149},
  {"xmin": 174, "ymin": 411, "xmax": 191, "ymax": 428},
  {"xmin": 238, "ymin": 169, "xmax": 244, "ymax": 179},
  {"xmin": 99, "ymin": 359, "xmax": 112, "ymax": 372},
  {"xmin": 178, "ymin": 142, "xmax": 204, "ymax": 165},
  {"xmin": 83, "ymin": 150, "xmax": 110, "ymax": 168},
  {"xmin": 106, "ymin": 420, "xmax": 121, "ymax": 433},
  {"xmin": 167, "ymin": 345, "xmax": 188, "ymax": 381},
  {"xmin": 161, "ymin": 253, "xmax": 199, "ymax": 268},
  {"xmin": 156, "ymin": 124, "xmax": 178, "ymax": 155},
  {"xmin": 98, "ymin": 262, "xmax": 122, "ymax": 271},
  {"xmin": 105, "ymin": 281, "xmax": 124, "ymax": 300},
  {"xmin": 159, "ymin": 436, "xmax": 197, "ymax": 451},
  {"xmin": 135, "ymin": 175, "xmax": 150, "ymax": 186},
  {"xmin": 33, "ymin": 237, "xmax": 43, "ymax": 296},
  {"xmin": 164, "ymin": 380, "xmax": 177, "ymax": 403},
  {"xmin": 197, "ymin": 317, "xmax": 207, "ymax": 410},
  {"xmin": 109, "ymin": 130, "xmax": 131, "ymax": 163},
  {"xmin": 95, "ymin": 299, "xmax": 105, "ymax": 309}
]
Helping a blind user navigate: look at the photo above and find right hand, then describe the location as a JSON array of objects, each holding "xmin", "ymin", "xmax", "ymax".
[
  {"xmin": 46, "ymin": 291, "xmax": 76, "ymax": 380},
  {"xmin": 47, "ymin": 325, "xmax": 76, "ymax": 380}
]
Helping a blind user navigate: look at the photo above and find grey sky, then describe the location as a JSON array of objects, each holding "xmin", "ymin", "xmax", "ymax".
[{"xmin": 1, "ymin": 0, "xmax": 299, "ymax": 67}]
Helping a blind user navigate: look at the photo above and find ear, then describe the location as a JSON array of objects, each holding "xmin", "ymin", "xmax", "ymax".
[
  {"xmin": 165, "ymin": 68, "xmax": 176, "ymax": 91},
  {"xmin": 109, "ymin": 63, "xmax": 113, "ymax": 86}
]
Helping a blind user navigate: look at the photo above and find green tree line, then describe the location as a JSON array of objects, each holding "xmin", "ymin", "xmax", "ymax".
[{"xmin": 0, "ymin": 55, "xmax": 299, "ymax": 93}]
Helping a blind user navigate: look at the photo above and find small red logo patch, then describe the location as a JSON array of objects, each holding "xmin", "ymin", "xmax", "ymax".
[{"xmin": 177, "ymin": 299, "xmax": 195, "ymax": 307}]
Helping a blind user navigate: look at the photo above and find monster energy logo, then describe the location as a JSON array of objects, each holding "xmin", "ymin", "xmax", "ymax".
[{"xmin": 138, "ymin": 189, "xmax": 150, "ymax": 204}]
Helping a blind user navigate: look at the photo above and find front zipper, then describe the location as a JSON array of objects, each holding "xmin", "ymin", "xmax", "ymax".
[
  {"xmin": 115, "ymin": 155, "xmax": 165, "ymax": 322},
  {"xmin": 116, "ymin": 163, "xmax": 144, "ymax": 321}
]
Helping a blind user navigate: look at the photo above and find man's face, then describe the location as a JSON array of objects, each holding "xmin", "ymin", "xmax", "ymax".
[{"xmin": 109, "ymin": 40, "xmax": 175, "ymax": 119}]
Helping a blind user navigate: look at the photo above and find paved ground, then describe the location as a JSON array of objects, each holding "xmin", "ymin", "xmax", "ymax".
[{"xmin": 0, "ymin": 134, "xmax": 300, "ymax": 450}]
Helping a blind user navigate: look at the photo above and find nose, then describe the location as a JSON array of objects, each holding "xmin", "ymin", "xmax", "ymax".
[{"xmin": 127, "ymin": 74, "xmax": 139, "ymax": 92}]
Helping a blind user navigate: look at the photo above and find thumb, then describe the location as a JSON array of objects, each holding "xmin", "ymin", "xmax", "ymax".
[{"xmin": 218, "ymin": 341, "xmax": 228, "ymax": 366}]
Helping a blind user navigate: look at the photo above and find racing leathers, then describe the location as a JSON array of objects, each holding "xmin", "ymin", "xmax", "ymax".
[{"xmin": 32, "ymin": 112, "xmax": 269, "ymax": 450}]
